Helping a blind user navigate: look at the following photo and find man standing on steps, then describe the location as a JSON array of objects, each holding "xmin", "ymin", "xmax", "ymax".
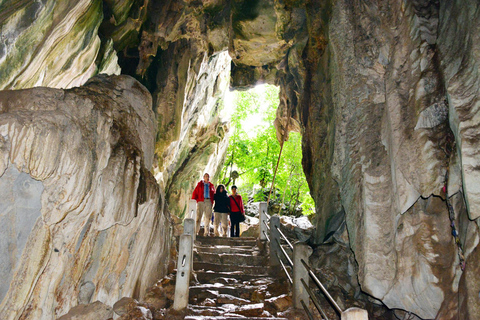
[{"xmin": 192, "ymin": 173, "xmax": 216, "ymax": 236}]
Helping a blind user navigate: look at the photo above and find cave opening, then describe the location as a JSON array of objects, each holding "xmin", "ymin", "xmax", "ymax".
[{"xmin": 220, "ymin": 83, "xmax": 315, "ymax": 217}]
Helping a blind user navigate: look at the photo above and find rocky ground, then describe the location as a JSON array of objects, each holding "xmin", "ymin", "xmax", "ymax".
[{"xmin": 58, "ymin": 234, "xmax": 308, "ymax": 320}]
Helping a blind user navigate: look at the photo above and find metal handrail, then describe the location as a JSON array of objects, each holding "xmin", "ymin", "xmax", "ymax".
[
  {"xmin": 262, "ymin": 211, "xmax": 357, "ymax": 319},
  {"xmin": 275, "ymin": 238, "xmax": 293, "ymax": 267},
  {"xmin": 301, "ymin": 278, "xmax": 329, "ymax": 320},
  {"xmin": 264, "ymin": 210, "xmax": 271, "ymax": 220},
  {"xmin": 262, "ymin": 229, "xmax": 270, "ymax": 242},
  {"xmin": 301, "ymin": 259, "xmax": 342, "ymax": 314},
  {"xmin": 275, "ymin": 251, "xmax": 293, "ymax": 284},
  {"xmin": 275, "ymin": 225, "xmax": 294, "ymax": 250},
  {"xmin": 263, "ymin": 219, "xmax": 271, "ymax": 230},
  {"xmin": 301, "ymin": 299, "xmax": 316, "ymax": 320}
]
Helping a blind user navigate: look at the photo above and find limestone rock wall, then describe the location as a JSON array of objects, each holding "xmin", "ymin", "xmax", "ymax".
[
  {"xmin": 0, "ymin": 0, "xmax": 120, "ymax": 90},
  {"xmin": 135, "ymin": 0, "xmax": 233, "ymax": 217},
  {"xmin": 438, "ymin": 0, "xmax": 480, "ymax": 220},
  {"xmin": 0, "ymin": 75, "xmax": 170, "ymax": 319},
  {"xmin": 155, "ymin": 49, "xmax": 231, "ymax": 218},
  {"xmin": 292, "ymin": 0, "xmax": 480, "ymax": 318},
  {"xmin": 1, "ymin": 0, "xmax": 480, "ymax": 319}
]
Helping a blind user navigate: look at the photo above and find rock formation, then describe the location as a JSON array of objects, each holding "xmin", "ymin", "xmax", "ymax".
[
  {"xmin": 154, "ymin": 50, "xmax": 231, "ymax": 218},
  {"xmin": 1, "ymin": 0, "xmax": 480, "ymax": 319},
  {"xmin": 0, "ymin": 75, "xmax": 170, "ymax": 319},
  {"xmin": 289, "ymin": 1, "xmax": 480, "ymax": 318},
  {"xmin": 0, "ymin": 0, "xmax": 120, "ymax": 90}
]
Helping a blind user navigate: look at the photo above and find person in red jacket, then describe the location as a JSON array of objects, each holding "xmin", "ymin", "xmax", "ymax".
[
  {"xmin": 228, "ymin": 185, "xmax": 245, "ymax": 237},
  {"xmin": 191, "ymin": 173, "xmax": 216, "ymax": 236}
]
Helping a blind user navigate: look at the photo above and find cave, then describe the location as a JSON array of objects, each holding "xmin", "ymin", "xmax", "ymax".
[{"xmin": 0, "ymin": 0, "xmax": 479, "ymax": 319}]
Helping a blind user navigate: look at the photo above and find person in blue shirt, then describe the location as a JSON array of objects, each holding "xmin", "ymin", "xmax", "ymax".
[{"xmin": 192, "ymin": 173, "xmax": 216, "ymax": 236}]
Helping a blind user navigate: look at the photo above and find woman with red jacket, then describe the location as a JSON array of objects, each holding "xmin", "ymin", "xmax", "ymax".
[
  {"xmin": 228, "ymin": 185, "xmax": 245, "ymax": 237},
  {"xmin": 191, "ymin": 173, "xmax": 216, "ymax": 236}
]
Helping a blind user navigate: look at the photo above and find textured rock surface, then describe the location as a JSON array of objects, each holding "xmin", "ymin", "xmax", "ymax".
[
  {"xmin": 0, "ymin": 75, "xmax": 170, "ymax": 319},
  {"xmin": 1, "ymin": 0, "xmax": 480, "ymax": 319},
  {"xmin": 154, "ymin": 49, "xmax": 231, "ymax": 217},
  {"xmin": 438, "ymin": 0, "xmax": 480, "ymax": 220},
  {"xmin": 283, "ymin": 1, "xmax": 480, "ymax": 318},
  {"xmin": 189, "ymin": 0, "xmax": 479, "ymax": 318},
  {"xmin": 122, "ymin": 1, "xmax": 480, "ymax": 317},
  {"xmin": 0, "ymin": 0, "xmax": 120, "ymax": 90}
]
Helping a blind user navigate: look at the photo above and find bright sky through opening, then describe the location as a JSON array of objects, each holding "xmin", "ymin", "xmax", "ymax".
[{"xmin": 223, "ymin": 84, "xmax": 273, "ymax": 138}]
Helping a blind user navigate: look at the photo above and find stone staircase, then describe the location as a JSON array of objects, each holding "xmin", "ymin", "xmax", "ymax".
[{"xmin": 183, "ymin": 236, "xmax": 294, "ymax": 320}]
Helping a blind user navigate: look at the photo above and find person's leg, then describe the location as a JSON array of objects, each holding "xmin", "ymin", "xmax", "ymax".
[
  {"xmin": 230, "ymin": 214, "xmax": 235, "ymax": 237},
  {"xmin": 220, "ymin": 213, "xmax": 228, "ymax": 237},
  {"xmin": 213, "ymin": 212, "xmax": 221, "ymax": 236},
  {"xmin": 196, "ymin": 201, "xmax": 204, "ymax": 236},
  {"xmin": 202, "ymin": 201, "xmax": 213, "ymax": 236},
  {"xmin": 234, "ymin": 221, "xmax": 240, "ymax": 237}
]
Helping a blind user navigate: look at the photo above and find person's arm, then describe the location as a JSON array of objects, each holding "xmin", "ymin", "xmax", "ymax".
[
  {"xmin": 239, "ymin": 195, "xmax": 245, "ymax": 214},
  {"xmin": 229, "ymin": 196, "xmax": 234, "ymax": 212},
  {"xmin": 210, "ymin": 183, "xmax": 216, "ymax": 202},
  {"xmin": 211, "ymin": 183, "xmax": 216, "ymax": 196},
  {"xmin": 192, "ymin": 182, "xmax": 198, "ymax": 200}
]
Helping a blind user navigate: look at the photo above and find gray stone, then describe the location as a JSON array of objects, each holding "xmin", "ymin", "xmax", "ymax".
[
  {"xmin": 78, "ymin": 281, "xmax": 96, "ymax": 305},
  {"xmin": 0, "ymin": 165, "xmax": 43, "ymax": 302},
  {"xmin": 118, "ymin": 306, "xmax": 153, "ymax": 320},
  {"xmin": 57, "ymin": 301, "xmax": 113, "ymax": 320},
  {"xmin": 113, "ymin": 297, "xmax": 138, "ymax": 316},
  {"xmin": 414, "ymin": 101, "xmax": 449, "ymax": 130}
]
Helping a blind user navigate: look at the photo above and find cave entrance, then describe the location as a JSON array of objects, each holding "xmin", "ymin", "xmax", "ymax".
[{"xmin": 219, "ymin": 84, "xmax": 314, "ymax": 217}]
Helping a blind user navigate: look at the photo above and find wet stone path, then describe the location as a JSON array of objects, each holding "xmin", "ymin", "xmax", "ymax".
[{"xmin": 183, "ymin": 236, "xmax": 302, "ymax": 320}]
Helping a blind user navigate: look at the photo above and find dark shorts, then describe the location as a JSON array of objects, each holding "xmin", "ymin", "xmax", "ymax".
[{"xmin": 230, "ymin": 211, "xmax": 244, "ymax": 223}]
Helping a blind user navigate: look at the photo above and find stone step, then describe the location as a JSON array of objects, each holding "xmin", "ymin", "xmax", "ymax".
[
  {"xmin": 195, "ymin": 236, "xmax": 257, "ymax": 247},
  {"xmin": 186, "ymin": 304, "xmax": 289, "ymax": 319},
  {"xmin": 194, "ymin": 271, "xmax": 268, "ymax": 283},
  {"xmin": 189, "ymin": 281, "xmax": 288, "ymax": 304},
  {"xmin": 190, "ymin": 284, "xmax": 261, "ymax": 299},
  {"xmin": 195, "ymin": 245, "xmax": 257, "ymax": 255},
  {"xmin": 193, "ymin": 262, "xmax": 269, "ymax": 276},
  {"xmin": 185, "ymin": 317, "xmax": 288, "ymax": 320},
  {"xmin": 194, "ymin": 252, "xmax": 268, "ymax": 266},
  {"xmin": 185, "ymin": 234, "xmax": 293, "ymax": 320},
  {"xmin": 190, "ymin": 293, "xmax": 252, "ymax": 306}
]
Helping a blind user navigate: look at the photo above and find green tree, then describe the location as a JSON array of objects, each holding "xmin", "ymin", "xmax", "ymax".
[{"xmin": 220, "ymin": 85, "xmax": 314, "ymax": 216}]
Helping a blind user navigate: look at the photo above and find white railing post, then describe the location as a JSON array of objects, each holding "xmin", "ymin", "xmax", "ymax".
[
  {"xmin": 173, "ymin": 234, "xmax": 193, "ymax": 310},
  {"xmin": 183, "ymin": 218, "xmax": 195, "ymax": 271},
  {"xmin": 188, "ymin": 199, "xmax": 197, "ymax": 219},
  {"xmin": 269, "ymin": 215, "xmax": 281, "ymax": 266},
  {"xmin": 293, "ymin": 242, "xmax": 312, "ymax": 309},
  {"xmin": 184, "ymin": 218, "xmax": 196, "ymax": 242},
  {"xmin": 259, "ymin": 202, "xmax": 268, "ymax": 240},
  {"xmin": 341, "ymin": 307, "xmax": 369, "ymax": 320}
]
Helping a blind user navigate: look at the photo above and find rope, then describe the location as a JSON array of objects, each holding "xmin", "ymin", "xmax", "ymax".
[
  {"xmin": 267, "ymin": 141, "xmax": 284, "ymax": 204},
  {"xmin": 443, "ymin": 135, "xmax": 466, "ymax": 271}
]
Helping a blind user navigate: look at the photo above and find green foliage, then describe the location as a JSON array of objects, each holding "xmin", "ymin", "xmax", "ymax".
[{"xmin": 220, "ymin": 85, "xmax": 315, "ymax": 216}]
